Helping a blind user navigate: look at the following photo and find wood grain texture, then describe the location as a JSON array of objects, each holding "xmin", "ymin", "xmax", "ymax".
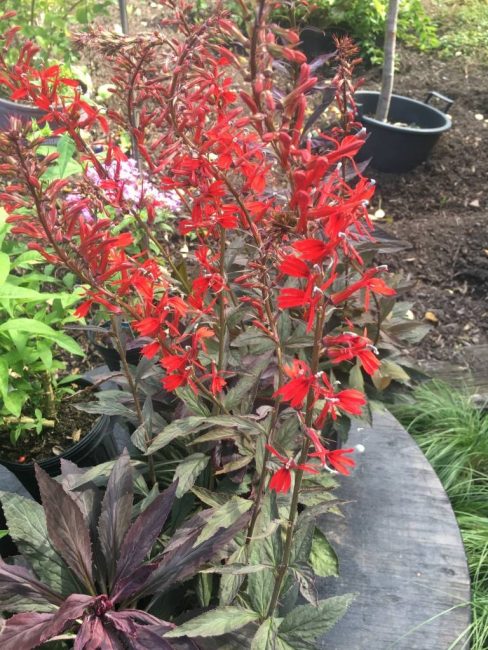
[{"xmin": 317, "ymin": 410, "xmax": 471, "ymax": 650}]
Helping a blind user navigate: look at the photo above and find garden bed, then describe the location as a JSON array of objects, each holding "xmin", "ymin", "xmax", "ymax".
[{"xmin": 363, "ymin": 47, "xmax": 488, "ymax": 364}]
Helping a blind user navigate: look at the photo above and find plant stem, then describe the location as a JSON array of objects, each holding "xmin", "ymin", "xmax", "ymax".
[
  {"xmin": 2, "ymin": 416, "xmax": 55, "ymax": 427},
  {"xmin": 266, "ymin": 300, "xmax": 326, "ymax": 617},
  {"xmin": 110, "ymin": 316, "xmax": 157, "ymax": 487},
  {"xmin": 41, "ymin": 371, "xmax": 57, "ymax": 420}
]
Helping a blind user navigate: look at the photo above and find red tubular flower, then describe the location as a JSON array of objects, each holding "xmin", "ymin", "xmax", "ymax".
[
  {"xmin": 266, "ymin": 444, "xmax": 319, "ymax": 493},
  {"xmin": 269, "ymin": 467, "xmax": 292, "ymax": 493},
  {"xmin": 274, "ymin": 359, "xmax": 317, "ymax": 409},
  {"xmin": 325, "ymin": 448, "xmax": 356, "ymax": 475},
  {"xmin": 325, "ymin": 332, "xmax": 380, "ymax": 375},
  {"xmin": 330, "ymin": 267, "xmax": 396, "ymax": 309}
]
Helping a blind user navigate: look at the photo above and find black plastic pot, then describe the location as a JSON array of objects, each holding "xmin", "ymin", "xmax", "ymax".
[
  {"xmin": 355, "ymin": 90, "xmax": 453, "ymax": 173},
  {"xmin": 0, "ymin": 414, "xmax": 117, "ymax": 500}
]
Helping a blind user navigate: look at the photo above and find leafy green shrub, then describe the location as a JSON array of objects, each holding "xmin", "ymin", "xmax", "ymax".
[
  {"xmin": 0, "ymin": 0, "xmax": 113, "ymax": 65},
  {"xmin": 267, "ymin": 0, "xmax": 439, "ymax": 63},
  {"xmin": 0, "ymin": 208, "xmax": 84, "ymax": 442}
]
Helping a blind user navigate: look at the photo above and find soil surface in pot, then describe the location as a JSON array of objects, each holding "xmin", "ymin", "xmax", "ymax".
[
  {"xmin": 361, "ymin": 47, "xmax": 488, "ymax": 363},
  {"xmin": 0, "ymin": 399, "xmax": 98, "ymax": 463}
]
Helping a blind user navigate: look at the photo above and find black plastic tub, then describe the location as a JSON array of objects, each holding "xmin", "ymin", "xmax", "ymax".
[
  {"xmin": 0, "ymin": 414, "xmax": 117, "ymax": 499},
  {"xmin": 355, "ymin": 90, "xmax": 453, "ymax": 173}
]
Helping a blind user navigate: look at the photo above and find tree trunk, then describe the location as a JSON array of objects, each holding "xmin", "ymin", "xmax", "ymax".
[{"xmin": 375, "ymin": 0, "xmax": 400, "ymax": 122}]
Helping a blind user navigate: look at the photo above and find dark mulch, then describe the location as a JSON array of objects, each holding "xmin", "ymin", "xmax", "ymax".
[{"xmin": 361, "ymin": 48, "xmax": 488, "ymax": 363}]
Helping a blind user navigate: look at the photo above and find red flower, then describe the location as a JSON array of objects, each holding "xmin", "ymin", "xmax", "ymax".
[
  {"xmin": 331, "ymin": 267, "xmax": 395, "ymax": 309},
  {"xmin": 325, "ymin": 448, "xmax": 356, "ymax": 475},
  {"xmin": 325, "ymin": 332, "xmax": 380, "ymax": 375},
  {"xmin": 274, "ymin": 359, "xmax": 317, "ymax": 409},
  {"xmin": 266, "ymin": 444, "xmax": 319, "ymax": 493},
  {"xmin": 269, "ymin": 467, "xmax": 292, "ymax": 493}
]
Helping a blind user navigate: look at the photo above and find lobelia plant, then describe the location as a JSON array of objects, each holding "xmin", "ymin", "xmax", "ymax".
[
  {"xmin": 0, "ymin": 451, "xmax": 252, "ymax": 648},
  {"xmin": 0, "ymin": 0, "xmax": 398, "ymax": 645}
]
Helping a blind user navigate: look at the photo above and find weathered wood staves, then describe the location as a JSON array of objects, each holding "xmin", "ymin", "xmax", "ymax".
[{"xmin": 318, "ymin": 410, "xmax": 471, "ymax": 650}]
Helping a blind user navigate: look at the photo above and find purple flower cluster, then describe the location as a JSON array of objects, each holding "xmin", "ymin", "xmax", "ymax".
[{"xmin": 67, "ymin": 158, "xmax": 181, "ymax": 221}]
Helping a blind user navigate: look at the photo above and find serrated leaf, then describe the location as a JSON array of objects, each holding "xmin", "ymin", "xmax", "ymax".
[
  {"xmin": 175, "ymin": 386, "xmax": 210, "ymax": 416},
  {"xmin": 112, "ymin": 481, "xmax": 177, "ymax": 593},
  {"xmin": 0, "ymin": 492, "xmax": 78, "ymax": 596},
  {"xmin": 191, "ymin": 486, "xmax": 232, "ymax": 508},
  {"xmin": 290, "ymin": 518, "xmax": 315, "ymax": 566},
  {"xmin": 174, "ymin": 453, "xmax": 209, "ymax": 498},
  {"xmin": 223, "ymin": 354, "xmax": 271, "ymax": 413},
  {"xmin": 164, "ymin": 607, "xmax": 259, "ymax": 638},
  {"xmin": 252, "ymin": 617, "xmax": 280, "ymax": 650},
  {"xmin": 195, "ymin": 497, "xmax": 252, "ymax": 546},
  {"xmin": 230, "ymin": 327, "xmax": 275, "ymax": 353},
  {"xmin": 98, "ymin": 451, "xmax": 134, "ymax": 585},
  {"xmin": 247, "ymin": 551, "xmax": 275, "ymax": 617},
  {"xmin": 34, "ymin": 465, "xmax": 94, "ymax": 591},
  {"xmin": 310, "ymin": 529, "xmax": 338, "ymax": 578},
  {"xmin": 0, "ymin": 558, "xmax": 62, "ymax": 612},
  {"xmin": 277, "ymin": 594, "xmax": 355, "ymax": 649}
]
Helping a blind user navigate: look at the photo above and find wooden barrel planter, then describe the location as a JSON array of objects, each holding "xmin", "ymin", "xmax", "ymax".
[{"xmin": 317, "ymin": 411, "xmax": 471, "ymax": 649}]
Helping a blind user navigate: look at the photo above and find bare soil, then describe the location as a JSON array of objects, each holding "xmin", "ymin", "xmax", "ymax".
[{"xmin": 362, "ymin": 48, "xmax": 488, "ymax": 363}]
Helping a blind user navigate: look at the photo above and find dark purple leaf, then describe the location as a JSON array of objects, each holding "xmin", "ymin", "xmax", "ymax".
[
  {"xmin": 98, "ymin": 451, "xmax": 133, "ymax": 586},
  {"xmin": 106, "ymin": 610, "xmax": 175, "ymax": 648},
  {"xmin": 133, "ymin": 624, "xmax": 177, "ymax": 649},
  {"xmin": 0, "ymin": 612, "xmax": 54, "ymax": 650},
  {"xmin": 110, "ymin": 562, "xmax": 158, "ymax": 604},
  {"xmin": 112, "ymin": 481, "xmax": 177, "ymax": 591},
  {"xmin": 35, "ymin": 464, "xmax": 94, "ymax": 592},
  {"xmin": 0, "ymin": 558, "xmax": 63, "ymax": 610},
  {"xmin": 309, "ymin": 52, "xmax": 336, "ymax": 72},
  {"xmin": 137, "ymin": 511, "xmax": 251, "ymax": 599},
  {"xmin": 74, "ymin": 615, "xmax": 122, "ymax": 650},
  {"xmin": 60, "ymin": 459, "xmax": 101, "ymax": 532},
  {"xmin": 301, "ymin": 86, "xmax": 337, "ymax": 139}
]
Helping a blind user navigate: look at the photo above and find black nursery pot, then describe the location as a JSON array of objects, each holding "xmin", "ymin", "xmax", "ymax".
[
  {"xmin": 355, "ymin": 90, "xmax": 453, "ymax": 173},
  {"xmin": 0, "ymin": 414, "xmax": 117, "ymax": 500}
]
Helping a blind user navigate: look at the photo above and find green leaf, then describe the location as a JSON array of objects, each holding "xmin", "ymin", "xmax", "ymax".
[
  {"xmin": 0, "ymin": 318, "xmax": 57, "ymax": 338},
  {"xmin": 0, "ymin": 283, "xmax": 49, "ymax": 301},
  {"xmin": 196, "ymin": 572, "xmax": 213, "ymax": 608},
  {"xmin": 223, "ymin": 354, "xmax": 271, "ymax": 414},
  {"xmin": 175, "ymin": 386, "xmax": 211, "ymax": 416},
  {"xmin": 164, "ymin": 607, "xmax": 260, "ymax": 638},
  {"xmin": 3, "ymin": 390, "xmax": 25, "ymax": 417},
  {"xmin": 252, "ymin": 618, "xmax": 280, "ymax": 650},
  {"xmin": 230, "ymin": 327, "xmax": 275, "ymax": 353},
  {"xmin": 349, "ymin": 359, "xmax": 365, "ymax": 392},
  {"xmin": 290, "ymin": 518, "xmax": 315, "ymax": 566},
  {"xmin": 174, "ymin": 453, "xmax": 209, "ymax": 498},
  {"xmin": 247, "ymin": 549, "xmax": 275, "ymax": 617},
  {"xmin": 0, "ymin": 252, "xmax": 10, "ymax": 286},
  {"xmin": 0, "ymin": 356, "xmax": 9, "ymax": 400},
  {"xmin": 148, "ymin": 416, "xmax": 209, "ymax": 453},
  {"xmin": 191, "ymin": 486, "xmax": 232, "ymax": 508},
  {"xmin": 310, "ymin": 529, "xmax": 339, "ymax": 577},
  {"xmin": 0, "ymin": 492, "xmax": 78, "ymax": 595},
  {"xmin": 195, "ymin": 497, "xmax": 252, "ymax": 547},
  {"xmin": 277, "ymin": 594, "xmax": 355, "ymax": 649},
  {"xmin": 55, "ymin": 333, "xmax": 84, "ymax": 356}
]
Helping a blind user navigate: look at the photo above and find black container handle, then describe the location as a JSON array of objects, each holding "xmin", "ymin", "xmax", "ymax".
[{"xmin": 424, "ymin": 91, "xmax": 454, "ymax": 114}]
